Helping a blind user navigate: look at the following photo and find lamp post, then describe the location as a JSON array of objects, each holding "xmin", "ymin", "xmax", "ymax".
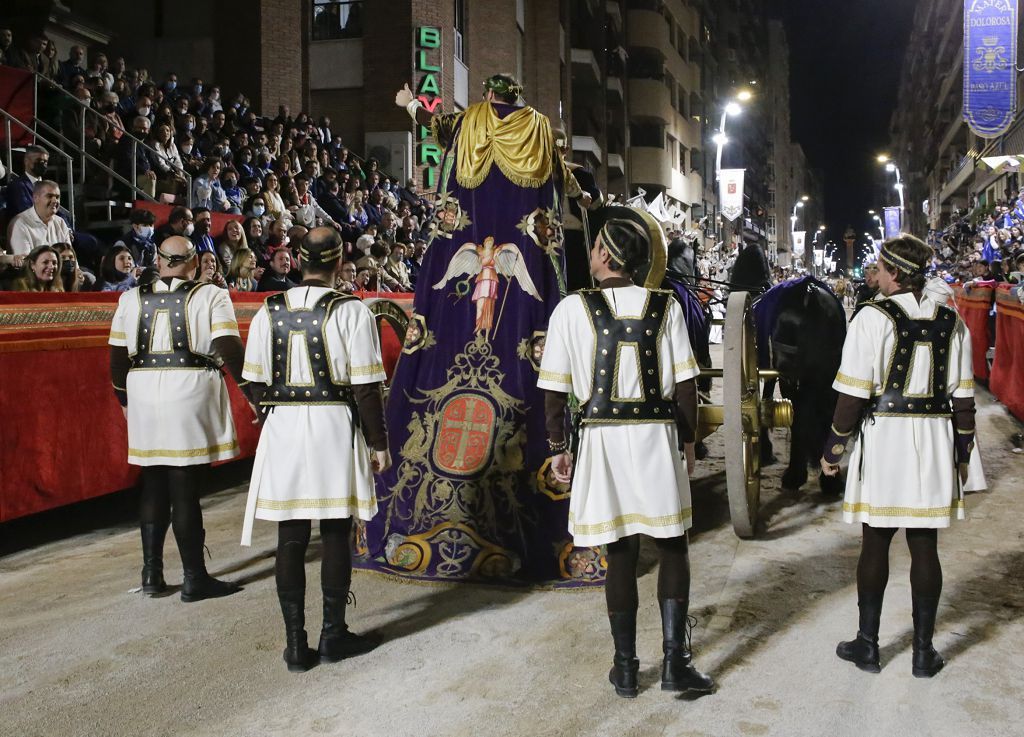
[
  {"xmin": 713, "ymin": 90, "xmax": 752, "ymax": 247},
  {"xmin": 877, "ymin": 155, "xmax": 905, "ymax": 225},
  {"xmin": 791, "ymin": 195, "xmax": 808, "ymax": 267}
]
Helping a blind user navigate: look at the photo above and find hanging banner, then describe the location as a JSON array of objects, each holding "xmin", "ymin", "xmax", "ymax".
[
  {"xmin": 792, "ymin": 230, "xmax": 806, "ymax": 257},
  {"xmin": 963, "ymin": 0, "xmax": 1018, "ymax": 138},
  {"xmin": 883, "ymin": 206, "xmax": 902, "ymax": 239},
  {"xmin": 720, "ymin": 168, "xmax": 745, "ymax": 221}
]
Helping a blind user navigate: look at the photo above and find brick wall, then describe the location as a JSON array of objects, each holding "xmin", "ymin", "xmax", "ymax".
[{"xmin": 258, "ymin": 0, "xmax": 304, "ymax": 117}]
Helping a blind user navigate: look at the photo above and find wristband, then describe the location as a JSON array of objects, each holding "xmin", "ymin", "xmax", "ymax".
[
  {"xmin": 547, "ymin": 438, "xmax": 568, "ymax": 455},
  {"xmin": 405, "ymin": 99, "xmax": 423, "ymax": 122}
]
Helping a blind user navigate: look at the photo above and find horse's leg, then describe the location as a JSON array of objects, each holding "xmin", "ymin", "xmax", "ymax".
[
  {"xmin": 781, "ymin": 379, "xmax": 809, "ymax": 490},
  {"xmin": 760, "ymin": 377, "xmax": 777, "ymax": 465}
]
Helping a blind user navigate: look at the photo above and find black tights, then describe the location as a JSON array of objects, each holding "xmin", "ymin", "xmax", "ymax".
[
  {"xmin": 275, "ymin": 518, "xmax": 354, "ymax": 593},
  {"xmin": 139, "ymin": 465, "xmax": 203, "ymax": 540},
  {"xmin": 857, "ymin": 524, "xmax": 942, "ymax": 599},
  {"xmin": 605, "ymin": 534, "xmax": 691, "ymax": 612}
]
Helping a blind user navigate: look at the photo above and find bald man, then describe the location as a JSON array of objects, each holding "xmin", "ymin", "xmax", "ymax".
[{"xmin": 109, "ymin": 236, "xmax": 248, "ymax": 602}]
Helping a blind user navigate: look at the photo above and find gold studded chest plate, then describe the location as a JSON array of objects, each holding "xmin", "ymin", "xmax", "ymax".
[
  {"xmin": 263, "ymin": 290, "xmax": 358, "ymax": 406},
  {"xmin": 578, "ymin": 288, "xmax": 674, "ymax": 425},
  {"xmin": 130, "ymin": 281, "xmax": 219, "ymax": 371},
  {"xmin": 869, "ymin": 299, "xmax": 957, "ymax": 418}
]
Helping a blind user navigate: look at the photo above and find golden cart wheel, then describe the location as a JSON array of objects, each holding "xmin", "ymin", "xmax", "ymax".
[
  {"xmin": 363, "ymin": 297, "xmax": 410, "ymax": 391},
  {"xmin": 723, "ymin": 290, "xmax": 760, "ymax": 538}
]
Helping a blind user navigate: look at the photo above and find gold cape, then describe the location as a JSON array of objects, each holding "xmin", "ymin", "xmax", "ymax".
[{"xmin": 452, "ymin": 102, "xmax": 554, "ymax": 190}]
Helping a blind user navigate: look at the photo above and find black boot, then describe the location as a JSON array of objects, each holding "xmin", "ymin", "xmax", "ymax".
[
  {"xmin": 911, "ymin": 596, "xmax": 944, "ymax": 678},
  {"xmin": 836, "ymin": 592, "xmax": 883, "ymax": 673},
  {"xmin": 607, "ymin": 611, "xmax": 639, "ymax": 698},
  {"xmin": 278, "ymin": 588, "xmax": 318, "ymax": 673},
  {"xmin": 660, "ymin": 599, "xmax": 715, "ymax": 693},
  {"xmin": 178, "ymin": 529, "xmax": 241, "ymax": 603},
  {"xmin": 140, "ymin": 522, "xmax": 168, "ymax": 595},
  {"xmin": 318, "ymin": 588, "xmax": 381, "ymax": 663}
]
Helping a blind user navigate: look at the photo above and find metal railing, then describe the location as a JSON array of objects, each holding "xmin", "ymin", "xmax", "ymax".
[
  {"xmin": 1, "ymin": 107, "xmax": 77, "ymax": 229},
  {"xmin": 32, "ymin": 73, "xmax": 192, "ymax": 207}
]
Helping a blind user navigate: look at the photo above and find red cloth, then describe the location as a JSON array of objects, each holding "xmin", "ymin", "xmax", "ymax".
[
  {"xmin": 0, "ymin": 290, "xmax": 411, "ymax": 522},
  {"xmin": 0, "ymin": 65, "xmax": 34, "ymax": 147},
  {"xmin": 990, "ymin": 285, "xmax": 1024, "ymax": 422},
  {"xmin": 952, "ymin": 284, "xmax": 994, "ymax": 380}
]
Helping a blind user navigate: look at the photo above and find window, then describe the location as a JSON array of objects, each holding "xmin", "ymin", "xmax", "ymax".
[
  {"xmin": 455, "ymin": 0, "xmax": 467, "ymax": 62},
  {"xmin": 312, "ymin": 1, "xmax": 365, "ymax": 41}
]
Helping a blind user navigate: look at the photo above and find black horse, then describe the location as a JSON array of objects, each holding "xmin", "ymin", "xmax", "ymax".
[{"xmin": 753, "ymin": 276, "xmax": 847, "ymax": 494}]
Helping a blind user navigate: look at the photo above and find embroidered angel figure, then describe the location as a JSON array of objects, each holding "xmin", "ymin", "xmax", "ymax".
[{"xmin": 433, "ymin": 236, "xmax": 542, "ymax": 333}]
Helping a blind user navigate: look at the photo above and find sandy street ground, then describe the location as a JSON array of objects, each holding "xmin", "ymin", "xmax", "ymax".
[{"xmin": 2, "ymin": 367, "xmax": 1023, "ymax": 737}]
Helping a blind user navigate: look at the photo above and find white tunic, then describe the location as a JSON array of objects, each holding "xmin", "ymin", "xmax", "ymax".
[
  {"xmin": 835, "ymin": 292, "xmax": 974, "ymax": 528},
  {"xmin": 109, "ymin": 278, "xmax": 240, "ymax": 467},
  {"xmin": 538, "ymin": 286, "xmax": 701, "ymax": 546},
  {"xmin": 240, "ymin": 286, "xmax": 386, "ymax": 546}
]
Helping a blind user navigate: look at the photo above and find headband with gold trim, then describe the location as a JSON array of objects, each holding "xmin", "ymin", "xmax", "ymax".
[
  {"xmin": 298, "ymin": 244, "xmax": 343, "ymax": 263},
  {"xmin": 600, "ymin": 218, "xmax": 648, "ymax": 268},
  {"xmin": 879, "ymin": 244, "xmax": 922, "ymax": 274}
]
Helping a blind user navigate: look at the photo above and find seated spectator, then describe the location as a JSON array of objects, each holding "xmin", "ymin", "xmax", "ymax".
[
  {"xmin": 114, "ymin": 208, "xmax": 158, "ymax": 267},
  {"xmin": 222, "ymin": 169, "xmax": 245, "ymax": 212},
  {"xmin": 354, "ymin": 266, "xmax": 378, "ymax": 292},
  {"xmin": 192, "ymin": 157, "xmax": 236, "ymax": 213},
  {"xmin": 364, "ymin": 188, "xmax": 386, "ymax": 226},
  {"xmin": 177, "ymin": 133, "xmax": 202, "ymax": 177},
  {"xmin": 383, "ymin": 242, "xmax": 413, "ymax": 291},
  {"xmin": 336, "ymin": 260, "xmax": 358, "ymax": 293},
  {"xmin": 4, "ymin": 145, "xmax": 50, "ymax": 222},
  {"xmin": 347, "ymin": 189, "xmax": 369, "ymax": 229},
  {"xmin": 257, "ymin": 247, "xmax": 297, "ymax": 291},
  {"xmin": 407, "ymin": 238, "xmax": 426, "ymax": 285},
  {"xmin": 243, "ymin": 216, "xmax": 266, "ymax": 249},
  {"xmin": 217, "ymin": 219, "xmax": 248, "ymax": 270},
  {"xmin": 56, "ymin": 242, "xmax": 95, "ymax": 292},
  {"xmin": 198, "ymin": 251, "xmax": 228, "ymax": 288},
  {"xmin": 148, "ymin": 122, "xmax": 186, "ymax": 198},
  {"xmin": 155, "ymin": 206, "xmax": 194, "ymax": 243},
  {"xmin": 8, "ymin": 181, "xmax": 72, "ymax": 255},
  {"xmin": 226, "ymin": 248, "xmax": 263, "ymax": 291},
  {"xmin": 318, "ymin": 179, "xmax": 349, "ymax": 228},
  {"xmin": 262, "ymin": 173, "xmax": 287, "ymax": 220},
  {"xmin": 10, "ymin": 245, "xmax": 63, "ymax": 292},
  {"xmin": 190, "ymin": 207, "xmax": 217, "ymax": 256},
  {"xmin": 114, "ymin": 116, "xmax": 157, "ymax": 198},
  {"xmin": 97, "ymin": 245, "xmax": 139, "ymax": 292},
  {"xmin": 356, "ymin": 240, "xmax": 399, "ymax": 291},
  {"xmin": 59, "ymin": 45, "xmax": 88, "ymax": 89},
  {"xmin": 293, "ymin": 173, "xmax": 339, "ymax": 229}
]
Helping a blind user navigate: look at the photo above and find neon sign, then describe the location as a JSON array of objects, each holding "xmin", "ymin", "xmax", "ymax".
[{"xmin": 416, "ymin": 26, "xmax": 443, "ymax": 189}]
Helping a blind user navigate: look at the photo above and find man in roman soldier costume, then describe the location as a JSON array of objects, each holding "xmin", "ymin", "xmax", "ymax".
[
  {"xmin": 368, "ymin": 74, "xmax": 594, "ymax": 585},
  {"xmin": 539, "ymin": 205, "xmax": 715, "ymax": 698},
  {"xmin": 822, "ymin": 234, "xmax": 978, "ymax": 677},
  {"xmin": 241, "ymin": 227, "xmax": 390, "ymax": 672},
  {"xmin": 109, "ymin": 236, "xmax": 244, "ymax": 602}
]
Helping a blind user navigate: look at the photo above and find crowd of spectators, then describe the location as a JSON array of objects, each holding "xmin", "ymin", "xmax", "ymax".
[
  {"xmin": 0, "ymin": 27, "xmax": 432, "ymax": 294},
  {"xmin": 932, "ymin": 191, "xmax": 1024, "ymax": 293}
]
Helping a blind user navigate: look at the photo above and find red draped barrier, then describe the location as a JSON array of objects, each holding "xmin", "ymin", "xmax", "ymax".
[
  {"xmin": 990, "ymin": 285, "xmax": 1024, "ymax": 422},
  {"xmin": 0, "ymin": 290, "xmax": 410, "ymax": 522},
  {"xmin": 952, "ymin": 284, "xmax": 994, "ymax": 381}
]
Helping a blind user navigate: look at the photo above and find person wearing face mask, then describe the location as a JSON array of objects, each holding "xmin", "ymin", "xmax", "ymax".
[
  {"xmin": 176, "ymin": 133, "xmax": 202, "ymax": 177},
  {"xmin": 113, "ymin": 209, "xmax": 159, "ymax": 267},
  {"xmin": 56, "ymin": 242, "xmax": 95, "ymax": 291},
  {"xmin": 114, "ymin": 116, "xmax": 157, "ymax": 198},
  {"xmin": 4, "ymin": 146, "xmax": 51, "ymax": 222},
  {"xmin": 222, "ymin": 168, "xmax": 244, "ymax": 213},
  {"xmin": 155, "ymin": 206, "xmax": 196, "ymax": 244}
]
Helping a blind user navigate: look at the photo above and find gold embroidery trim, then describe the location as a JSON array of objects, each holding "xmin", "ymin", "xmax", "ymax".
[
  {"xmin": 830, "ymin": 424, "xmax": 853, "ymax": 437},
  {"xmin": 539, "ymin": 368, "xmax": 572, "ymax": 384},
  {"xmin": 673, "ymin": 357, "xmax": 698, "ymax": 373},
  {"xmin": 836, "ymin": 372, "xmax": 873, "ymax": 390},
  {"xmin": 128, "ymin": 440, "xmax": 239, "ymax": 458},
  {"xmin": 349, "ymin": 362, "xmax": 385, "ymax": 377},
  {"xmin": 211, "ymin": 321, "xmax": 239, "ymax": 332},
  {"xmin": 243, "ymin": 361, "xmax": 264, "ymax": 375},
  {"xmin": 958, "ymin": 379, "xmax": 975, "ymax": 390},
  {"xmin": 843, "ymin": 500, "xmax": 965, "ymax": 518},
  {"xmin": 569, "ymin": 508, "xmax": 693, "ymax": 535},
  {"xmin": 256, "ymin": 496, "xmax": 376, "ymax": 511},
  {"xmin": 109, "ymin": 330, "xmax": 127, "ymax": 340}
]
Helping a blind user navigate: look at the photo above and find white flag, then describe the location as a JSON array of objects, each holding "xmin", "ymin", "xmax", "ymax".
[
  {"xmin": 793, "ymin": 230, "xmax": 806, "ymax": 257},
  {"xmin": 719, "ymin": 169, "xmax": 744, "ymax": 221}
]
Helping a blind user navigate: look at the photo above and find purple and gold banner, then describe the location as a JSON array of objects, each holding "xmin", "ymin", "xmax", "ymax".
[{"xmin": 963, "ymin": 0, "xmax": 1018, "ymax": 138}]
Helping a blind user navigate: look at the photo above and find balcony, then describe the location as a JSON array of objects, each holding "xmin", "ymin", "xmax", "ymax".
[
  {"xmin": 629, "ymin": 78, "xmax": 674, "ymax": 124},
  {"xmin": 664, "ymin": 0, "xmax": 700, "ymax": 37},
  {"xmin": 939, "ymin": 154, "xmax": 973, "ymax": 203},
  {"xmin": 571, "ymin": 48, "xmax": 601, "ymax": 86},
  {"xmin": 606, "ymin": 75, "xmax": 624, "ymax": 102},
  {"xmin": 630, "ymin": 145, "xmax": 672, "ymax": 187},
  {"xmin": 627, "ymin": 9, "xmax": 670, "ymax": 58},
  {"xmin": 607, "ymin": 153, "xmax": 626, "ymax": 175},
  {"xmin": 673, "ymin": 114, "xmax": 700, "ymax": 151},
  {"xmin": 572, "ymin": 135, "xmax": 604, "ymax": 165}
]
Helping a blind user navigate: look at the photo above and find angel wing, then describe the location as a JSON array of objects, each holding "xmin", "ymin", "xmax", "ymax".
[
  {"xmin": 494, "ymin": 243, "xmax": 543, "ymax": 301},
  {"xmin": 432, "ymin": 242, "xmax": 482, "ymax": 290}
]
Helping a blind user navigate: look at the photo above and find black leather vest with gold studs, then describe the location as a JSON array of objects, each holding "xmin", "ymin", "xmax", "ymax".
[
  {"xmin": 262, "ymin": 290, "xmax": 359, "ymax": 406},
  {"xmin": 578, "ymin": 288, "xmax": 674, "ymax": 424},
  {"xmin": 130, "ymin": 281, "xmax": 219, "ymax": 371},
  {"xmin": 868, "ymin": 299, "xmax": 957, "ymax": 418}
]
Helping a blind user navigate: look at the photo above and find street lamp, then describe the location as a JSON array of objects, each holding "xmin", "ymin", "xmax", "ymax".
[
  {"xmin": 877, "ymin": 154, "xmax": 905, "ymax": 221},
  {"xmin": 714, "ymin": 98, "xmax": 746, "ymax": 182},
  {"xmin": 871, "ymin": 214, "xmax": 884, "ymax": 240}
]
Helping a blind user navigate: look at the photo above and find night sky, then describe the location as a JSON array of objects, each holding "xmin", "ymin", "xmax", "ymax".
[{"xmin": 772, "ymin": 0, "xmax": 918, "ymax": 248}]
